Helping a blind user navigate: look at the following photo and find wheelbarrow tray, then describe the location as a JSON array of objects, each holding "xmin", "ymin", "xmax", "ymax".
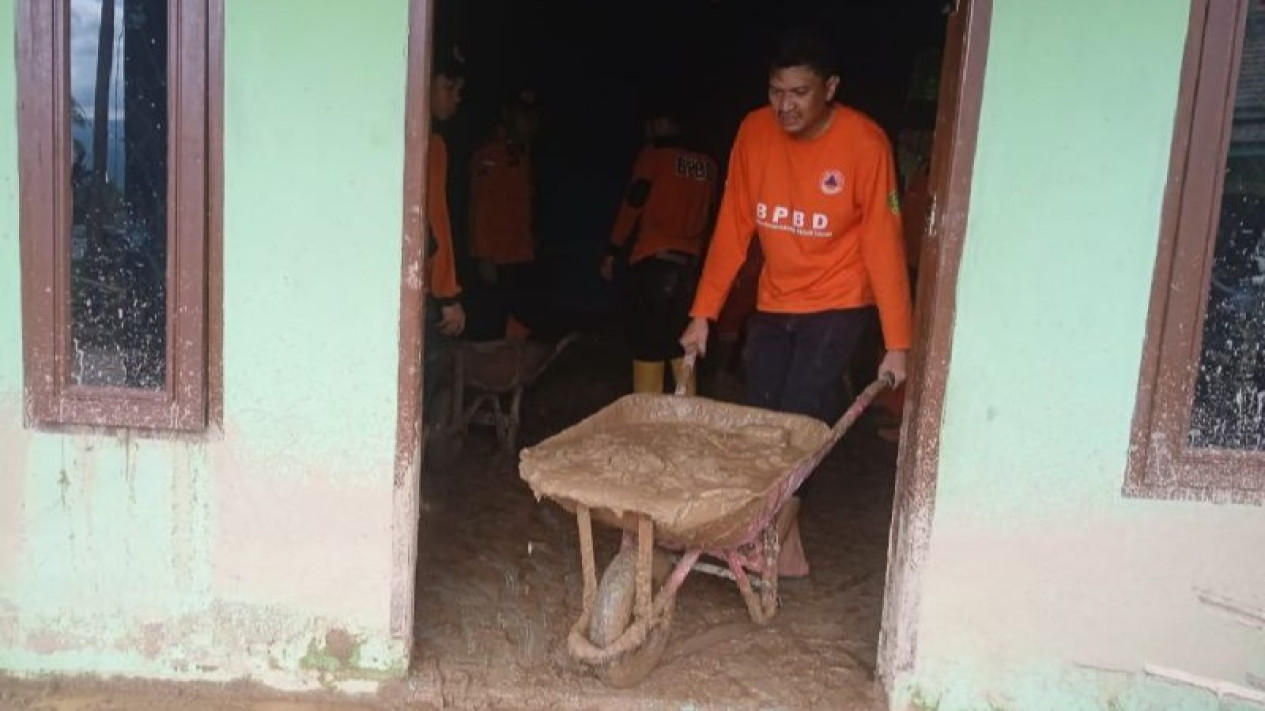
[
  {"xmin": 458, "ymin": 338, "xmax": 563, "ymax": 393},
  {"xmin": 520, "ymin": 393, "xmax": 831, "ymax": 550}
]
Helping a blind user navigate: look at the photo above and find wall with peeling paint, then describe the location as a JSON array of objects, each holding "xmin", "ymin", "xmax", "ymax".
[
  {"xmin": 0, "ymin": 0, "xmax": 411, "ymax": 690},
  {"xmin": 896, "ymin": 0, "xmax": 1265, "ymax": 709}
]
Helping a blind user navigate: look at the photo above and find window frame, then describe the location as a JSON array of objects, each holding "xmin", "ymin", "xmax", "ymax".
[
  {"xmin": 17, "ymin": 0, "xmax": 217, "ymax": 431},
  {"xmin": 1127, "ymin": 0, "xmax": 1265, "ymax": 503}
]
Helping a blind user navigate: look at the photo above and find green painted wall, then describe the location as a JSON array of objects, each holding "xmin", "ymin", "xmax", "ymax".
[
  {"xmin": 898, "ymin": 0, "xmax": 1265, "ymax": 709},
  {"xmin": 0, "ymin": 0, "xmax": 411, "ymax": 689}
]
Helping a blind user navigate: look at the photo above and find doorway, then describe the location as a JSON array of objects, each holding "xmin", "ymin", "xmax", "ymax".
[{"xmin": 391, "ymin": 0, "xmax": 992, "ymax": 707}]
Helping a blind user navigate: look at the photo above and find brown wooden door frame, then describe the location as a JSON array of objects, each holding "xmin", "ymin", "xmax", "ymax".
[
  {"xmin": 387, "ymin": 0, "xmax": 992, "ymax": 677},
  {"xmin": 877, "ymin": 0, "xmax": 992, "ymax": 693},
  {"xmin": 390, "ymin": 0, "xmax": 437, "ymax": 651}
]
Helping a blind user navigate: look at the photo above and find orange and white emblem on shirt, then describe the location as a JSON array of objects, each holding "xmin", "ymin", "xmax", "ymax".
[{"xmin": 820, "ymin": 169, "xmax": 844, "ymax": 196}]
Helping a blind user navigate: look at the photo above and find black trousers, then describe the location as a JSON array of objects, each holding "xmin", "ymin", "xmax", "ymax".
[
  {"xmin": 742, "ymin": 308, "xmax": 873, "ymax": 424},
  {"xmin": 624, "ymin": 256, "xmax": 698, "ymax": 362}
]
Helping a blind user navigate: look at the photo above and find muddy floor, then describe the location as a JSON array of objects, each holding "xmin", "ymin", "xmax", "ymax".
[{"xmin": 409, "ymin": 329, "xmax": 897, "ymax": 710}]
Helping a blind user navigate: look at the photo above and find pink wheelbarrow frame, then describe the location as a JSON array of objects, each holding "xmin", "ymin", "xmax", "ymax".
[{"xmin": 520, "ymin": 356, "xmax": 894, "ymax": 686}]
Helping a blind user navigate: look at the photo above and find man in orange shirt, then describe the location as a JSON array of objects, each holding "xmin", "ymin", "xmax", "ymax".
[
  {"xmin": 602, "ymin": 110, "xmax": 719, "ymax": 395},
  {"xmin": 424, "ymin": 46, "xmax": 467, "ymax": 425},
  {"xmin": 681, "ymin": 29, "xmax": 912, "ymax": 424},
  {"xmin": 468, "ymin": 89, "xmax": 540, "ymax": 339}
]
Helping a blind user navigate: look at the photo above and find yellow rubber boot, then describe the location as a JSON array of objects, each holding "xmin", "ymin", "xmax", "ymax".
[
  {"xmin": 670, "ymin": 357, "xmax": 696, "ymax": 396},
  {"xmin": 632, "ymin": 360, "xmax": 665, "ymax": 394}
]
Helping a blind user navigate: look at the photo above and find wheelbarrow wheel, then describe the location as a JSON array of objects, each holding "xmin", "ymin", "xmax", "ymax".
[{"xmin": 589, "ymin": 548, "xmax": 674, "ymax": 688}]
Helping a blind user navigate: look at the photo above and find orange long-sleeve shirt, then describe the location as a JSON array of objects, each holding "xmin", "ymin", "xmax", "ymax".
[
  {"xmin": 469, "ymin": 130, "xmax": 535, "ymax": 265},
  {"xmin": 609, "ymin": 142, "xmax": 718, "ymax": 264},
  {"xmin": 691, "ymin": 106, "xmax": 913, "ymax": 350},
  {"xmin": 427, "ymin": 132, "xmax": 461, "ymax": 301}
]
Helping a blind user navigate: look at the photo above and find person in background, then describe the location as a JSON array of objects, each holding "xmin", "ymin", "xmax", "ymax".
[
  {"xmin": 468, "ymin": 89, "xmax": 542, "ymax": 340},
  {"xmin": 602, "ymin": 109, "xmax": 719, "ymax": 395},
  {"xmin": 423, "ymin": 45, "xmax": 467, "ymax": 429}
]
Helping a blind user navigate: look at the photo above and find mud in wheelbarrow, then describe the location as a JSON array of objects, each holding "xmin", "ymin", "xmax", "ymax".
[
  {"xmin": 518, "ymin": 375, "xmax": 891, "ymax": 687},
  {"xmin": 432, "ymin": 333, "xmax": 579, "ymax": 463}
]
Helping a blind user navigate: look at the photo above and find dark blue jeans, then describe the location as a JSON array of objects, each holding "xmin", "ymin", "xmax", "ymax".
[{"xmin": 742, "ymin": 308, "xmax": 873, "ymax": 424}]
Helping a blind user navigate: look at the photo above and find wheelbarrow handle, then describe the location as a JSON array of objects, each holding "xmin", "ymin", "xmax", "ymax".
[
  {"xmin": 674, "ymin": 352, "xmax": 697, "ymax": 397},
  {"xmin": 829, "ymin": 372, "xmax": 897, "ymax": 442}
]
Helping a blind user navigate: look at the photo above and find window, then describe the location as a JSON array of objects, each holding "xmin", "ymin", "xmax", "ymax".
[
  {"xmin": 1129, "ymin": 0, "xmax": 1265, "ymax": 502},
  {"xmin": 17, "ymin": 0, "xmax": 217, "ymax": 430}
]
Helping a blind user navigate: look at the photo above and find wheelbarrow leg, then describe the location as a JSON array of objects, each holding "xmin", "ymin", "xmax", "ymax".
[
  {"xmin": 428, "ymin": 352, "xmax": 465, "ymax": 468},
  {"xmin": 727, "ymin": 525, "xmax": 781, "ymax": 625},
  {"xmin": 576, "ymin": 505, "xmax": 598, "ymax": 619},
  {"xmin": 634, "ymin": 516, "xmax": 655, "ymax": 624}
]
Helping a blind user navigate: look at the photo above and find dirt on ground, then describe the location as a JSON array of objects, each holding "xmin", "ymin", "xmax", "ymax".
[{"xmin": 0, "ymin": 328, "xmax": 898, "ymax": 711}]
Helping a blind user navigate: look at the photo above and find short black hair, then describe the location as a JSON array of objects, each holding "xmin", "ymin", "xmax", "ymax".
[
  {"xmin": 768, "ymin": 27, "xmax": 839, "ymax": 79},
  {"xmin": 432, "ymin": 43, "xmax": 466, "ymax": 81}
]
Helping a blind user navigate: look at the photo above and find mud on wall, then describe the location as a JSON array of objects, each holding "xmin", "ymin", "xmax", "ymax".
[
  {"xmin": 0, "ymin": 0, "xmax": 410, "ymax": 689},
  {"xmin": 892, "ymin": 1, "xmax": 1265, "ymax": 709}
]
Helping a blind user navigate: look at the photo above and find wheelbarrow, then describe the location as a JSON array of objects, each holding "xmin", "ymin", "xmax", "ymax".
[
  {"xmin": 518, "ymin": 356, "xmax": 893, "ymax": 687},
  {"xmin": 435, "ymin": 333, "xmax": 579, "ymax": 460}
]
